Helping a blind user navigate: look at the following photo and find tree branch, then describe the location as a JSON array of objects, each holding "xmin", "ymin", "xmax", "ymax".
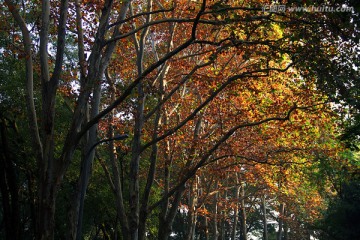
[
  {"xmin": 4, "ymin": 0, "xmax": 43, "ymax": 159},
  {"xmin": 149, "ymin": 103, "xmax": 298, "ymax": 211}
]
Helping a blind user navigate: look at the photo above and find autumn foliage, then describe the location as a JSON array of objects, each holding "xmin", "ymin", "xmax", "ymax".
[{"xmin": 1, "ymin": 0, "xmax": 359, "ymax": 240}]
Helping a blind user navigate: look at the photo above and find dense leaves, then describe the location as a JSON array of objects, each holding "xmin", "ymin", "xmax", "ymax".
[
  {"xmin": 318, "ymin": 179, "xmax": 360, "ymax": 240},
  {"xmin": 0, "ymin": 0, "xmax": 359, "ymax": 240}
]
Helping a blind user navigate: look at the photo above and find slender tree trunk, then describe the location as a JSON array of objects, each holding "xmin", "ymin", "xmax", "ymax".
[
  {"xmin": 4, "ymin": 0, "xmax": 45, "ymax": 238},
  {"xmin": 138, "ymin": 18, "xmax": 166, "ymax": 238},
  {"xmin": 105, "ymin": 71, "xmax": 131, "ymax": 240},
  {"xmin": 158, "ymin": 186, "xmax": 186, "ymax": 240},
  {"xmin": 156, "ymin": 132, "xmax": 188, "ymax": 240},
  {"xmin": 128, "ymin": 2, "xmax": 152, "ymax": 238},
  {"xmin": 109, "ymin": 131, "xmax": 131, "ymax": 240},
  {"xmin": 204, "ymin": 212, "xmax": 209, "ymax": 240},
  {"xmin": 3, "ymin": 0, "xmax": 43, "ymax": 161},
  {"xmin": 75, "ymin": 82, "xmax": 101, "ymax": 240},
  {"xmin": 157, "ymin": 112, "xmax": 172, "ymax": 240},
  {"xmin": 185, "ymin": 180, "xmax": 198, "ymax": 240},
  {"xmin": 240, "ymin": 183, "xmax": 247, "ymax": 240},
  {"xmin": 277, "ymin": 203, "xmax": 285, "ymax": 240},
  {"xmin": 211, "ymin": 191, "xmax": 219, "ymax": 240},
  {"xmin": 67, "ymin": 3, "xmax": 89, "ymax": 235},
  {"xmin": 129, "ymin": 42, "xmax": 145, "ymax": 240},
  {"xmin": 220, "ymin": 189, "xmax": 227, "ymax": 240},
  {"xmin": 218, "ymin": 173, "xmax": 230, "ymax": 240},
  {"xmin": 67, "ymin": 100, "xmax": 89, "ymax": 240},
  {"xmin": 283, "ymin": 208, "xmax": 288, "ymax": 240},
  {"xmin": 262, "ymin": 195, "xmax": 268, "ymax": 240},
  {"xmin": 231, "ymin": 173, "xmax": 240, "ymax": 240}
]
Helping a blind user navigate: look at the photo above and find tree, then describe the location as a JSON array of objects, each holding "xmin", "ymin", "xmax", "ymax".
[
  {"xmin": 1, "ymin": 0, "xmax": 359, "ymax": 239},
  {"xmin": 318, "ymin": 177, "xmax": 360, "ymax": 240}
]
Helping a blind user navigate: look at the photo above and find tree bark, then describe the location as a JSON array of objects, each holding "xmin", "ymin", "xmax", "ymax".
[
  {"xmin": 240, "ymin": 182, "xmax": 247, "ymax": 240},
  {"xmin": 231, "ymin": 174, "xmax": 240, "ymax": 240},
  {"xmin": 158, "ymin": 186, "xmax": 186, "ymax": 240},
  {"xmin": 67, "ymin": 1, "xmax": 131, "ymax": 238},
  {"xmin": 3, "ymin": 0, "xmax": 43, "ymax": 160},
  {"xmin": 262, "ymin": 195, "xmax": 268, "ymax": 240},
  {"xmin": 75, "ymin": 82, "xmax": 101, "ymax": 240},
  {"xmin": 283, "ymin": 208, "xmax": 288, "ymax": 240},
  {"xmin": 204, "ymin": 211, "xmax": 209, "ymax": 240},
  {"xmin": 36, "ymin": 0, "xmax": 70, "ymax": 237},
  {"xmin": 128, "ymin": 2, "xmax": 152, "ymax": 239},
  {"xmin": 220, "ymin": 185, "xmax": 228, "ymax": 240},
  {"xmin": 211, "ymin": 191, "xmax": 219, "ymax": 240},
  {"xmin": 185, "ymin": 179, "xmax": 198, "ymax": 240},
  {"xmin": 106, "ymin": 70, "xmax": 131, "ymax": 240},
  {"xmin": 277, "ymin": 203, "xmax": 285, "ymax": 240}
]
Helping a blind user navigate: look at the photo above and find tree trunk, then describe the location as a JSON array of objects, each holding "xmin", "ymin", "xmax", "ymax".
[
  {"xmin": 283, "ymin": 208, "xmax": 288, "ymax": 240},
  {"xmin": 106, "ymin": 71, "xmax": 131, "ymax": 240},
  {"xmin": 204, "ymin": 212, "xmax": 209, "ymax": 240},
  {"xmin": 158, "ymin": 186, "xmax": 186, "ymax": 240},
  {"xmin": 128, "ymin": 46, "xmax": 145, "ymax": 240},
  {"xmin": 240, "ymin": 183, "xmax": 247, "ymax": 240},
  {"xmin": 185, "ymin": 179, "xmax": 198, "ymax": 240},
  {"xmin": 262, "ymin": 195, "xmax": 268, "ymax": 240},
  {"xmin": 37, "ymin": 180, "xmax": 57, "ymax": 240},
  {"xmin": 138, "ymin": 27, "xmax": 166, "ymax": 239},
  {"xmin": 277, "ymin": 203, "xmax": 285, "ymax": 240},
  {"xmin": 129, "ymin": 2, "xmax": 152, "ymax": 238},
  {"xmin": 75, "ymin": 82, "xmax": 101, "ymax": 240},
  {"xmin": 67, "ymin": 102, "xmax": 89, "ymax": 240},
  {"xmin": 158, "ymin": 215, "xmax": 173, "ymax": 240},
  {"xmin": 220, "ymin": 185, "xmax": 228, "ymax": 240},
  {"xmin": 157, "ymin": 112, "xmax": 172, "ymax": 240},
  {"xmin": 210, "ymin": 190, "xmax": 219, "ymax": 240},
  {"xmin": 231, "ymin": 174, "xmax": 240, "ymax": 240}
]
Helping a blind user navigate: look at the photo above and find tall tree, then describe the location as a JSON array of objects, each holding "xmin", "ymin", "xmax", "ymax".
[{"xmin": 1, "ymin": 0, "xmax": 359, "ymax": 239}]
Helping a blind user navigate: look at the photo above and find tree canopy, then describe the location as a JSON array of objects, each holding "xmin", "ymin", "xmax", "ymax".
[{"xmin": 0, "ymin": 0, "xmax": 359, "ymax": 240}]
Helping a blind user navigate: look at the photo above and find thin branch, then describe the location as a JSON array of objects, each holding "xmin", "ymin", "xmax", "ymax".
[
  {"xmin": 145, "ymin": 60, "xmax": 213, "ymax": 120},
  {"xmin": 141, "ymin": 62, "xmax": 295, "ymax": 152},
  {"xmin": 108, "ymin": 7, "xmax": 175, "ymax": 29},
  {"xmin": 105, "ymin": 18, "xmax": 194, "ymax": 45},
  {"xmin": 105, "ymin": 14, "xmax": 271, "ymax": 45},
  {"xmin": 75, "ymin": 0, "xmax": 206, "ymax": 149},
  {"xmin": 149, "ymin": 104, "xmax": 298, "ymax": 211}
]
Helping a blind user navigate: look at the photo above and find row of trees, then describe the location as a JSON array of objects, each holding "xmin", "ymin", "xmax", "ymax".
[{"xmin": 0, "ymin": 0, "xmax": 359, "ymax": 239}]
